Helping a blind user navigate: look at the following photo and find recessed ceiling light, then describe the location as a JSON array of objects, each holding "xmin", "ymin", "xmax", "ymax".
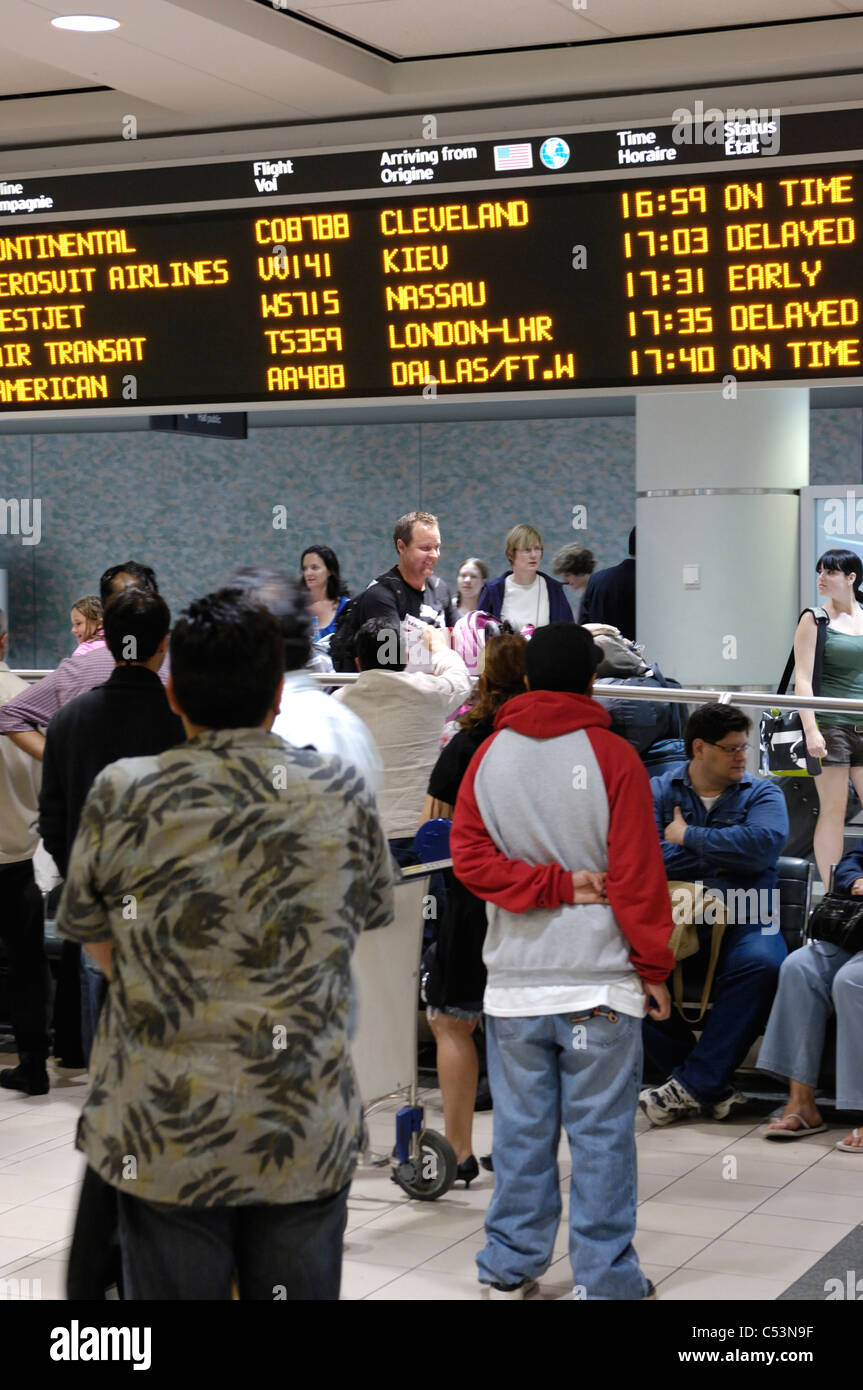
[{"xmin": 51, "ymin": 14, "xmax": 121, "ymax": 32}]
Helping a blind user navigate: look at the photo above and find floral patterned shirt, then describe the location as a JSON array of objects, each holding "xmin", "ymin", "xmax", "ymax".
[{"xmin": 57, "ymin": 728, "xmax": 394, "ymax": 1207}]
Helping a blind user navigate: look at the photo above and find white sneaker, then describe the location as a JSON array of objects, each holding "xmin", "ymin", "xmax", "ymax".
[
  {"xmin": 638, "ymin": 1077, "xmax": 702, "ymax": 1126},
  {"xmin": 711, "ymin": 1087, "xmax": 747, "ymax": 1120},
  {"xmin": 485, "ymin": 1279, "xmax": 540, "ymax": 1300}
]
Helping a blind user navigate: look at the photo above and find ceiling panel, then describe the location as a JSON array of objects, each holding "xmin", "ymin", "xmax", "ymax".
[
  {"xmin": 0, "ymin": 0, "xmax": 860, "ymax": 151},
  {"xmin": 297, "ymin": 0, "xmax": 847, "ymax": 58},
  {"xmin": 298, "ymin": 0, "xmax": 610, "ymax": 56},
  {"xmin": 0, "ymin": 50, "xmax": 102, "ymax": 98},
  {"xmin": 549, "ymin": 0, "xmax": 847, "ymax": 39}
]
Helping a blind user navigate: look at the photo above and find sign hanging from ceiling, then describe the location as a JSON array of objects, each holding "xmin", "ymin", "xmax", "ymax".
[{"xmin": 0, "ymin": 104, "xmax": 861, "ymax": 417}]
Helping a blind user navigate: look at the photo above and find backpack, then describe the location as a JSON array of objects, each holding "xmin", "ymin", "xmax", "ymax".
[{"xmin": 329, "ymin": 575, "xmax": 407, "ymax": 672}]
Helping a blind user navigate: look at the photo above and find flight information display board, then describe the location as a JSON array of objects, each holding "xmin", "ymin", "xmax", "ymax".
[{"xmin": 1, "ymin": 119, "xmax": 862, "ymax": 414}]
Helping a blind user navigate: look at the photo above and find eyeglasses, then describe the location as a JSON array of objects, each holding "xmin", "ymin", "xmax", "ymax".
[{"xmin": 704, "ymin": 741, "xmax": 748, "ymax": 756}]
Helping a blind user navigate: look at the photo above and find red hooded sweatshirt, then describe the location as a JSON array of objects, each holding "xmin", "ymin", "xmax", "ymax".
[{"xmin": 450, "ymin": 689, "xmax": 674, "ymax": 1016}]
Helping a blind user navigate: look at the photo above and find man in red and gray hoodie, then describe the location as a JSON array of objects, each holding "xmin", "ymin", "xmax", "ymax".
[{"xmin": 451, "ymin": 622, "xmax": 674, "ymax": 1301}]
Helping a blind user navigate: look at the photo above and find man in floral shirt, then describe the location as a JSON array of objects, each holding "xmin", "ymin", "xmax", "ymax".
[{"xmin": 58, "ymin": 589, "xmax": 393, "ymax": 1300}]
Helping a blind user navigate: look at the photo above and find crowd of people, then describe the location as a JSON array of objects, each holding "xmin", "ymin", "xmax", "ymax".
[{"xmin": 0, "ymin": 511, "xmax": 861, "ymax": 1301}]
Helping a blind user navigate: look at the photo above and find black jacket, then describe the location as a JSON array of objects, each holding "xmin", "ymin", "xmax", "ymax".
[
  {"xmin": 39, "ymin": 665, "xmax": 185, "ymax": 877},
  {"xmin": 579, "ymin": 556, "xmax": 636, "ymax": 638}
]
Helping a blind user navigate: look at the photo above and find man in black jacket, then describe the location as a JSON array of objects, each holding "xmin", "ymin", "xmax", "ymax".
[
  {"xmin": 39, "ymin": 587, "xmax": 184, "ymax": 1058},
  {"xmin": 579, "ymin": 527, "xmax": 636, "ymax": 638},
  {"xmin": 38, "ymin": 586, "xmax": 184, "ymax": 1301}
]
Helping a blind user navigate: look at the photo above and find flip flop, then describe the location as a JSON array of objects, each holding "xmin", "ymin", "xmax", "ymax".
[
  {"xmin": 763, "ymin": 1113, "xmax": 828, "ymax": 1141},
  {"xmin": 835, "ymin": 1128, "xmax": 863, "ymax": 1153}
]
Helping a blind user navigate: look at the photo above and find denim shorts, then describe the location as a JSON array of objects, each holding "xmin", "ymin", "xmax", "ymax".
[
  {"xmin": 426, "ymin": 1004, "xmax": 482, "ymax": 1024},
  {"xmin": 819, "ymin": 723, "xmax": 863, "ymax": 767}
]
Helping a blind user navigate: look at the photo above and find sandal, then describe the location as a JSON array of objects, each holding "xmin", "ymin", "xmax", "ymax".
[
  {"xmin": 835, "ymin": 1128, "xmax": 863, "ymax": 1152},
  {"xmin": 763, "ymin": 1113, "xmax": 828, "ymax": 1142}
]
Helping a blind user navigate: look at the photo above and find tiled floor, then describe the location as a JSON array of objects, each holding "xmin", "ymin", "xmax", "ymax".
[{"xmin": 0, "ymin": 1052, "xmax": 860, "ymax": 1301}]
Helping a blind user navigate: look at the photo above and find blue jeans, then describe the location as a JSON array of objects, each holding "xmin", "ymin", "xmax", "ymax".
[
  {"xmin": 478, "ymin": 1009, "xmax": 647, "ymax": 1299},
  {"xmin": 643, "ymin": 923, "xmax": 786, "ymax": 1104},
  {"xmin": 80, "ymin": 951, "xmax": 108, "ymax": 1065},
  {"xmin": 117, "ymin": 1181, "xmax": 350, "ymax": 1300},
  {"xmin": 758, "ymin": 942, "xmax": 863, "ymax": 1111}
]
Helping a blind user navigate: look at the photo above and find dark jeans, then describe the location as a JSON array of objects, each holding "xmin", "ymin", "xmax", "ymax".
[
  {"xmin": 117, "ymin": 1181, "xmax": 351, "ymax": 1300},
  {"xmin": 80, "ymin": 952, "xmax": 108, "ymax": 1064},
  {"xmin": 643, "ymin": 922, "xmax": 786, "ymax": 1104},
  {"xmin": 0, "ymin": 859, "xmax": 51, "ymax": 1060},
  {"xmin": 53, "ymin": 940, "xmax": 84, "ymax": 1066},
  {"xmin": 67, "ymin": 1166, "xmax": 123, "ymax": 1299}
]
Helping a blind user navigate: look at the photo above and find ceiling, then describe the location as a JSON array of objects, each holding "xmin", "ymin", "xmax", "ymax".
[{"xmin": 0, "ymin": 0, "xmax": 862, "ymax": 161}]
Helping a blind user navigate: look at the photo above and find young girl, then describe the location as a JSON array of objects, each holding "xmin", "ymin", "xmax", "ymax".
[{"xmin": 70, "ymin": 595, "xmax": 104, "ymax": 656}]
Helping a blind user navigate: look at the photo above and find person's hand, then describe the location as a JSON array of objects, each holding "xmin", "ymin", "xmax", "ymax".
[
  {"xmin": 582, "ymin": 623, "xmax": 620, "ymax": 637},
  {"xmin": 420, "ymin": 624, "xmax": 445, "ymax": 651},
  {"xmin": 570, "ymin": 869, "xmax": 607, "ymax": 904},
  {"xmin": 643, "ymin": 979, "xmax": 671, "ymax": 1020},
  {"xmin": 663, "ymin": 806, "xmax": 688, "ymax": 845},
  {"xmin": 806, "ymin": 732, "xmax": 828, "ymax": 760},
  {"xmin": 851, "ymin": 877, "xmax": 863, "ymax": 896}
]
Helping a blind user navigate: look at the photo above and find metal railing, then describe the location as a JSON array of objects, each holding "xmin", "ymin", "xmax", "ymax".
[{"xmin": 12, "ymin": 667, "xmax": 863, "ymax": 719}]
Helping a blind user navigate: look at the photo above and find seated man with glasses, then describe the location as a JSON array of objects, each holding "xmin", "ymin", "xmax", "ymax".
[{"xmin": 639, "ymin": 703, "xmax": 789, "ymax": 1126}]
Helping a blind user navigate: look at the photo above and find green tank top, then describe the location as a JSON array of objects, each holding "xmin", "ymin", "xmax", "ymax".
[{"xmin": 819, "ymin": 627, "xmax": 863, "ymax": 727}]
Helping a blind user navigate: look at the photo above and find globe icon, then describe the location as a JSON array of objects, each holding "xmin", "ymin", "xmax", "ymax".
[{"xmin": 540, "ymin": 138, "xmax": 571, "ymax": 170}]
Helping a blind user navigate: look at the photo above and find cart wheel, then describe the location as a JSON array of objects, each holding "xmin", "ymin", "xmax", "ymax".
[{"xmin": 392, "ymin": 1129, "xmax": 457, "ymax": 1201}]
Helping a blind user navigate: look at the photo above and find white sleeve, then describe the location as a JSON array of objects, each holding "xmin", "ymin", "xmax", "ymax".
[{"xmin": 429, "ymin": 645, "xmax": 473, "ymax": 715}]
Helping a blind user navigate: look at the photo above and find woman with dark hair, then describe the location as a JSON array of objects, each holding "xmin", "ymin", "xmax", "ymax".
[
  {"xmin": 301, "ymin": 545, "xmax": 349, "ymax": 644},
  {"xmin": 794, "ymin": 548, "xmax": 863, "ymax": 886},
  {"xmin": 418, "ymin": 633, "xmax": 528, "ymax": 1186}
]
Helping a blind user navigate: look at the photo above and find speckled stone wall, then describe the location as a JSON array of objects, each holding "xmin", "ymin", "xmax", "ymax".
[{"xmin": 0, "ymin": 406, "xmax": 859, "ymax": 669}]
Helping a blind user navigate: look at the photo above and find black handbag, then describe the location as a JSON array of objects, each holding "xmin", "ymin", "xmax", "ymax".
[
  {"xmin": 806, "ymin": 880, "xmax": 863, "ymax": 955},
  {"xmin": 760, "ymin": 608, "xmax": 828, "ymax": 777}
]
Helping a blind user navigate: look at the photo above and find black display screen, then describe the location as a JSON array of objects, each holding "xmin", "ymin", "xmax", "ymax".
[{"xmin": 0, "ymin": 143, "xmax": 861, "ymax": 413}]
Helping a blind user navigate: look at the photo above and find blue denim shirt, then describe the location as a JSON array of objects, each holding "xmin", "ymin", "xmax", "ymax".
[
  {"xmin": 650, "ymin": 763, "xmax": 789, "ymax": 928},
  {"xmin": 834, "ymin": 839, "xmax": 863, "ymax": 894}
]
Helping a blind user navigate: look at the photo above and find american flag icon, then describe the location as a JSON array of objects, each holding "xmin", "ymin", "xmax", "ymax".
[{"xmin": 493, "ymin": 143, "xmax": 533, "ymax": 172}]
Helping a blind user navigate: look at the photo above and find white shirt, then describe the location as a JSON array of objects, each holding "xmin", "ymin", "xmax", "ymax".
[
  {"xmin": 501, "ymin": 574, "xmax": 550, "ymax": 633},
  {"xmin": 271, "ymin": 670, "xmax": 382, "ymax": 795},
  {"xmin": 334, "ymin": 646, "xmax": 472, "ymax": 839},
  {"xmin": 484, "ymin": 981, "xmax": 646, "ymax": 1020}
]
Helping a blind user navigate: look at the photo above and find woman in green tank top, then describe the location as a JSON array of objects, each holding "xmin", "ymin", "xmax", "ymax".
[{"xmin": 794, "ymin": 548, "xmax": 863, "ymax": 887}]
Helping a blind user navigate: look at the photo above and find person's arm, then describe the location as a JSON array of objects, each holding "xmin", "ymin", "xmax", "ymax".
[
  {"xmin": 678, "ymin": 781, "xmax": 789, "ymax": 875},
  {"xmin": 359, "ymin": 796, "xmax": 396, "ymax": 932},
  {"xmin": 792, "ymin": 611, "xmax": 827, "ymax": 756},
  {"xmin": 6, "ymin": 729, "xmax": 46, "ymax": 761},
  {"xmin": 357, "ymin": 581, "xmax": 401, "ymax": 624},
  {"xmin": 476, "ymin": 580, "xmax": 500, "ymax": 618},
  {"xmin": 578, "ymin": 574, "xmax": 597, "ymax": 624},
  {"xmin": 652, "ymin": 777, "xmax": 699, "ymax": 877},
  {"xmin": 834, "ymin": 841, "xmax": 863, "ymax": 894},
  {"xmin": 418, "ymin": 793, "xmax": 454, "ymax": 826},
  {"xmin": 0, "ymin": 668, "xmax": 63, "ymax": 735},
  {"xmin": 55, "ymin": 772, "xmax": 114, "ymax": 951},
  {"xmin": 548, "ymin": 575, "xmax": 575, "ymax": 623},
  {"xmin": 423, "ymin": 631, "xmax": 473, "ymax": 712},
  {"xmin": 38, "ymin": 727, "xmax": 69, "ymax": 878},
  {"xmin": 84, "ymin": 940, "xmax": 113, "ymax": 980}
]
